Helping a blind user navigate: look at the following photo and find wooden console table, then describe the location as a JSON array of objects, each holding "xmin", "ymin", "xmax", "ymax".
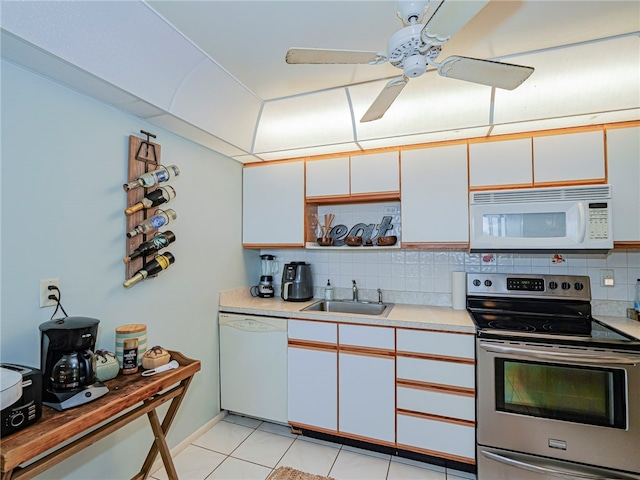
[{"xmin": 1, "ymin": 351, "xmax": 200, "ymax": 480}]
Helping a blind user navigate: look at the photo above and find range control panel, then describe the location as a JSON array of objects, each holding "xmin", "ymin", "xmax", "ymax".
[{"xmin": 467, "ymin": 273, "xmax": 591, "ymax": 300}]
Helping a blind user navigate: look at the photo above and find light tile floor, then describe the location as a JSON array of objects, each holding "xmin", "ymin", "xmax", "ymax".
[{"xmin": 151, "ymin": 414, "xmax": 476, "ymax": 480}]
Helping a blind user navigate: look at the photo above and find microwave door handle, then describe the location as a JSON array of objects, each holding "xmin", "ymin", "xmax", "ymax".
[
  {"xmin": 479, "ymin": 342, "xmax": 640, "ymax": 365},
  {"xmin": 577, "ymin": 202, "xmax": 587, "ymax": 243},
  {"xmin": 480, "ymin": 450, "xmax": 636, "ymax": 479}
]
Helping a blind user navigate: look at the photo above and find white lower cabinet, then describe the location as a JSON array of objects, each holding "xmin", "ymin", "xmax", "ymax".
[
  {"xmin": 396, "ymin": 328, "xmax": 476, "ymax": 464},
  {"xmin": 288, "ymin": 321, "xmax": 476, "ymax": 465},
  {"xmin": 287, "ymin": 320, "xmax": 337, "ymax": 431},
  {"xmin": 397, "ymin": 413, "xmax": 475, "ymax": 461},
  {"xmin": 338, "ymin": 323, "xmax": 395, "ymax": 444}
]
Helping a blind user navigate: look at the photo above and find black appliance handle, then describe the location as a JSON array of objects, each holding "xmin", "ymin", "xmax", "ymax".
[
  {"xmin": 478, "ymin": 341, "xmax": 640, "ymax": 365},
  {"xmin": 480, "ymin": 449, "xmax": 638, "ymax": 479}
]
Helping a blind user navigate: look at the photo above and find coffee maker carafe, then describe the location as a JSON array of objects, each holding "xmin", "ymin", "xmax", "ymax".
[{"xmin": 39, "ymin": 317, "xmax": 109, "ymax": 411}]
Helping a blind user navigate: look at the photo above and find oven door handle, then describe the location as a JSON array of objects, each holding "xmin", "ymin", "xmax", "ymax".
[
  {"xmin": 480, "ymin": 449, "xmax": 638, "ymax": 479},
  {"xmin": 478, "ymin": 342, "xmax": 640, "ymax": 365}
]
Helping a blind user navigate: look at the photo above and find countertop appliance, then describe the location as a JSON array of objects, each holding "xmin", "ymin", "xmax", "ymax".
[
  {"xmin": 256, "ymin": 254, "xmax": 277, "ymax": 298},
  {"xmin": 219, "ymin": 313, "xmax": 287, "ymax": 423},
  {"xmin": 1, "ymin": 364, "xmax": 42, "ymax": 436},
  {"xmin": 467, "ymin": 273, "xmax": 640, "ymax": 479},
  {"xmin": 39, "ymin": 317, "xmax": 109, "ymax": 411},
  {"xmin": 281, "ymin": 262, "xmax": 313, "ymax": 302},
  {"xmin": 469, "ymin": 184, "xmax": 612, "ymax": 252}
]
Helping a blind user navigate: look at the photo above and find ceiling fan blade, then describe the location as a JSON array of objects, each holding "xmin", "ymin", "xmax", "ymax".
[
  {"xmin": 360, "ymin": 76, "xmax": 408, "ymax": 122},
  {"xmin": 438, "ymin": 56, "xmax": 534, "ymax": 90},
  {"xmin": 286, "ymin": 48, "xmax": 387, "ymax": 65},
  {"xmin": 421, "ymin": 0, "xmax": 490, "ymax": 41}
]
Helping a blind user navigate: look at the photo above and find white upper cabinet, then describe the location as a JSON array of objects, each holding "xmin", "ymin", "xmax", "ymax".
[
  {"xmin": 469, "ymin": 138, "xmax": 533, "ymax": 188},
  {"xmin": 401, "ymin": 144, "xmax": 469, "ymax": 244},
  {"xmin": 350, "ymin": 151, "xmax": 400, "ymax": 195},
  {"xmin": 533, "ymin": 130, "xmax": 606, "ymax": 184},
  {"xmin": 607, "ymin": 126, "xmax": 640, "ymax": 243},
  {"xmin": 305, "ymin": 151, "xmax": 400, "ymax": 199},
  {"xmin": 242, "ymin": 161, "xmax": 305, "ymax": 246},
  {"xmin": 306, "ymin": 156, "xmax": 349, "ymax": 198}
]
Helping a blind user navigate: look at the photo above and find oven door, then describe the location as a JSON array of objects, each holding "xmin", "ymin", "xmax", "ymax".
[{"xmin": 477, "ymin": 338, "xmax": 640, "ymax": 474}]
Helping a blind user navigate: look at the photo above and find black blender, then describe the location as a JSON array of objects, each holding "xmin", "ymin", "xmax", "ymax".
[
  {"xmin": 39, "ymin": 317, "xmax": 109, "ymax": 410},
  {"xmin": 257, "ymin": 254, "xmax": 277, "ymax": 298}
]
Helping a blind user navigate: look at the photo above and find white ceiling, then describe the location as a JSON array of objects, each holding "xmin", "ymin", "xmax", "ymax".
[
  {"xmin": 147, "ymin": 0, "xmax": 639, "ymax": 101},
  {"xmin": 1, "ymin": 1, "xmax": 639, "ymax": 162}
]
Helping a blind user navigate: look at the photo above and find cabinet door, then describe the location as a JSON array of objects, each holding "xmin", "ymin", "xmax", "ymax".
[
  {"xmin": 397, "ymin": 413, "xmax": 475, "ymax": 462},
  {"xmin": 469, "ymin": 138, "xmax": 533, "ymax": 188},
  {"xmin": 338, "ymin": 323, "xmax": 395, "ymax": 443},
  {"xmin": 288, "ymin": 320, "xmax": 337, "ymax": 430},
  {"xmin": 288, "ymin": 346, "xmax": 337, "ymax": 431},
  {"xmin": 306, "ymin": 157, "xmax": 349, "ymax": 198},
  {"xmin": 350, "ymin": 151, "xmax": 399, "ymax": 194},
  {"xmin": 533, "ymin": 130, "xmax": 605, "ymax": 184},
  {"xmin": 243, "ymin": 161, "xmax": 305, "ymax": 246},
  {"xmin": 607, "ymin": 126, "xmax": 640, "ymax": 243},
  {"xmin": 401, "ymin": 144, "xmax": 469, "ymax": 244},
  {"xmin": 339, "ymin": 352, "xmax": 395, "ymax": 443}
]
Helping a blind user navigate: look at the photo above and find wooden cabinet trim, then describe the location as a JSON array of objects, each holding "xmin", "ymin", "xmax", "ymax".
[
  {"xmin": 339, "ymin": 345, "xmax": 395, "ymax": 359},
  {"xmin": 400, "ymin": 242, "xmax": 469, "ymax": 250},
  {"xmin": 396, "ymin": 351, "xmax": 475, "ymax": 365},
  {"xmin": 306, "ymin": 192, "xmax": 400, "ymax": 204},
  {"xmin": 288, "ymin": 339, "xmax": 337, "ymax": 352},
  {"xmin": 397, "ymin": 378, "xmax": 475, "ymax": 398},
  {"xmin": 397, "ymin": 408, "xmax": 475, "ymax": 428}
]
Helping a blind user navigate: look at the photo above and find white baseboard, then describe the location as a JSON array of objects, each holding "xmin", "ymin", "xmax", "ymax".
[{"xmin": 149, "ymin": 411, "xmax": 226, "ymax": 476}]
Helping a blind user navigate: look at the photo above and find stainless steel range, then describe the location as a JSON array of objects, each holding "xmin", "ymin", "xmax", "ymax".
[{"xmin": 467, "ymin": 273, "xmax": 640, "ymax": 480}]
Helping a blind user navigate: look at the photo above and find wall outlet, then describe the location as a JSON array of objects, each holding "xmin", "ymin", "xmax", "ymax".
[
  {"xmin": 600, "ymin": 269, "xmax": 615, "ymax": 287},
  {"xmin": 40, "ymin": 278, "xmax": 61, "ymax": 307}
]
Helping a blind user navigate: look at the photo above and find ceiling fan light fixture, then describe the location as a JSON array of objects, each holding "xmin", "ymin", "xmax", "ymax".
[{"xmin": 403, "ymin": 54, "xmax": 427, "ymax": 77}]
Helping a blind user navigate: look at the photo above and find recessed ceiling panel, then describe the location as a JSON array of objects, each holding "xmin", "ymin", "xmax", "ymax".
[
  {"xmin": 493, "ymin": 35, "xmax": 640, "ymax": 125},
  {"xmin": 352, "ymin": 73, "xmax": 492, "ymax": 141},
  {"xmin": 254, "ymin": 89, "xmax": 355, "ymax": 154}
]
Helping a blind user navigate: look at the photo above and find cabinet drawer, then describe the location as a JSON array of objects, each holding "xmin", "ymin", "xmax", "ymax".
[
  {"xmin": 397, "ymin": 329, "xmax": 474, "ymax": 359},
  {"xmin": 397, "ymin": 386, "xmax": 475, "ymax": 421},
  {"xmin": 289, "ymin": 319, "xmax": 337, "ymax": 343},
  {"xmin": 397, "ymin": 357, "xmax": 474, "ymax": 389},
  {"xmin": 397, "ymin": 413, "xmax": 475, "ymax": 462},
  {"xmin": 339, "ymin": 324, "xmax": 394, "ymax": 350}
]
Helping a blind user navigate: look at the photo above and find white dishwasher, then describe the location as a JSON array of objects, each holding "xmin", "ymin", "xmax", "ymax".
[{"xmin": 219, "ymin": 313, "xmax": 288, "ymax": 424}]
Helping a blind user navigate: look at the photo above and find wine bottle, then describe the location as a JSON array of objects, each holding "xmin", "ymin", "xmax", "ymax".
[
  {"xmin": 126, "ymin": 209, "xmax": 177, "ymax": 238},
  {"xmin": 123, "ymin": 231, "xmax": 176, "ymax": 264},
  {"xmin": 123, "ymin": 165, "xmax": 180, "ymax": 192},
  {"xmin": 123, "ymin": 252, "xmax": 175, "ymax": 289},
  {"xmin": 124, "ymin": 186, "xmax": 176, "ymax": 216}
]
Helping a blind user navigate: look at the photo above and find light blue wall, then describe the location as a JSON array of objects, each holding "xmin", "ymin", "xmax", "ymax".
[{"xmin": 0, "ymin": 60, "xmax": 259, "ymax": 478}]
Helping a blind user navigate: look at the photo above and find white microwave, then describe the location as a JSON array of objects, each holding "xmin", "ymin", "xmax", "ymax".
[{"xmin": 470, "ymin": 185, "xmax": 613, "ymax": 252}]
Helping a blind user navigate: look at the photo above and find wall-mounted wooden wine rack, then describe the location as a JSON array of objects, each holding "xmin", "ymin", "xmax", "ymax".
[{"xmin": 125, "ymin": 131, "xmax": 161, "ymax": 280}]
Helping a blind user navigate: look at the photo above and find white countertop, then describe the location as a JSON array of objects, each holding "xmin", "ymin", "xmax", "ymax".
[
  {"xmin": 219, "ymin": 288, "xmax": 476, "ymax": 333},
  {"xmin": 219, "ymin": 288, "xmax": 640, "ymax": 340}
]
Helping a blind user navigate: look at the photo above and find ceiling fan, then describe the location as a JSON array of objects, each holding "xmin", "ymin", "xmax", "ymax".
[{"xmin": 285, "ymin": 0, "xmax": 535, "ymax": 122}]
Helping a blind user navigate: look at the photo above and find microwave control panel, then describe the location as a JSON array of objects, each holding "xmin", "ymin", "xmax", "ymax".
[{"xmin": 587, "ymin": 202, "xmax": 610, "ymax": 240}]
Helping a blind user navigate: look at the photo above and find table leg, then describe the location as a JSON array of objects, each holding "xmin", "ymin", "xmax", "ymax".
[{"xmin": 134, "ymin": 376, "xmax": 194, "ymax": 480}]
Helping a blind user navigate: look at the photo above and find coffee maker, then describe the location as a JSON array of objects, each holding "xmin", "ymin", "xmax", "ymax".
[
  {"xmin": 257, "ymin": 254, "xmax": 277, "ymax": 298},
  {"xmin": 39, "ymin": 317, "xmax": 109, "ymax": 411}
]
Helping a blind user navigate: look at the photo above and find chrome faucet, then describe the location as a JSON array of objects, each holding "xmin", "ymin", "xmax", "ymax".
[
  {"xmin": 377, "ymin": 288, "xmax": 383, "ymax": 304},
  {"xmin": 352, "ymin": 280, "xmax": 358, "ymax": 302}
]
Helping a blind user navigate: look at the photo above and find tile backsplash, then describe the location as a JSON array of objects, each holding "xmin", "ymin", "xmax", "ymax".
[{"xmin": 260, "ymin": 247, "xmax": 640, "ymax": 317}]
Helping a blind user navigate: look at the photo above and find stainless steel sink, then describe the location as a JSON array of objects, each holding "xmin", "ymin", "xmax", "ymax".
[{"xmin": 302, "ymin": 300, "xmax": 393, "ymax": 317}]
